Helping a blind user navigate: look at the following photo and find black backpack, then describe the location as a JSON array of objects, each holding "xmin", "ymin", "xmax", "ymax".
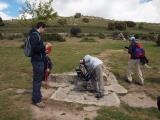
[{"xmin": 24, "ymin": 32, "xmax": 40, "ymax": 57}]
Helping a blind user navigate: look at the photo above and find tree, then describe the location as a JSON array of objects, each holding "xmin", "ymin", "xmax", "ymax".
[
  {"xmin": 70, "ymin": 27, "xmax": 82, "ymax": 37},
  {"xmin": 82, "ymin": 18, "xmax": 89, "ymax": 23},
  {"xmin": 35, "ymin": 0, "xmax": 57, "ymax": 20},
  {"xmin": 74, "ymin": 13, "xmax": 82, "ymax": 18},
  {"xmin": 125, "ymin": 21, "xmax": 136, "ymax": 28},
  {"xmin": 20, "ymin": 0, "xmax": 57, "ymax": 21},
  {"xmin": 108, "ymin": 22, "xmax": 115, "ymax": 30},
  {"xmin": 114, "ymin": 22, "xmax": 127, "ymax": 30},
  {"xmin": 0, "ymin": 17, "xmax": 5, "ymax": 26},
  {"xmin": 157, "ymin": 34, "xmax": 160, "ymax": 46}
]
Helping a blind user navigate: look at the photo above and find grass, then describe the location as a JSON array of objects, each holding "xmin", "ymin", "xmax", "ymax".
[
  {"xmin": 1, "ymin": 17, "xmax": 160, "ymax": 34},
  {"xmin": 95, "ymin": 104, "xmax": 160, "ymax": 120},
  {"xmin": 0, "ymin": 38, "xmax": 159, "ymax": 120}
]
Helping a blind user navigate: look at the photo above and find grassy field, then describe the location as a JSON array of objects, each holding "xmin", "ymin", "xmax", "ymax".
[{"xmin": 0, "ymin": 37, "xmax": 160, "ymax": 120}]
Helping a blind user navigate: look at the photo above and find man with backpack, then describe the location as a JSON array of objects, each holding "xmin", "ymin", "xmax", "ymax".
[
  {"xmin": 24, "ymin": 22, "xmax": 50, "ymax": 108},
  {"xmin": 126, "ymin": 36, "xmax": 144, "ymax": 85},
  {"xmin": 80, "ymin": 55, "xmax": 105, "ymax": 99}
]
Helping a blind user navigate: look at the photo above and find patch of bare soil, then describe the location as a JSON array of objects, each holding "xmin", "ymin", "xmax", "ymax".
[{"xmin": 31, "ymin": 100, "xmax": 97, "ymax": 120}]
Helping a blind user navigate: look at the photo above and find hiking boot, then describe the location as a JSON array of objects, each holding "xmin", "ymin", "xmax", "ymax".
[
  {"xmin": 136, "ymin": 82, "xmax": 144, "ymax": 86},
  {"xmin": 95, "ymin": 93, "xmax": 104, "ymax": 99},
  {"xmin": 32, "ymin": 101, "xmax": 45, "ymax": 108},
  {"xmin": 89, "ymin": 89, "xmax": 97, "ymax": 93}
]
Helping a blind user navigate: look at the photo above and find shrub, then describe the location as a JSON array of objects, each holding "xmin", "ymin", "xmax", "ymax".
[
  {"xmin": 70, "ymin": 27, "xmax": 82, "ymax": 37},
  {"xmin": 108, "ymin": 22, "xmax": 115, "ymax": 30},
  {"xmin": 125, "ymin": 21, "xmax": 136, "ymax": 27},
  {"xmin": 74, "ymin": 13, "xmax": 82, "ymax": 18},
  {"xmin": 141, "ymin": 33, "xmax": 156, "ymax": 41},
  {"xmin": 23, "ymin": 32, "xmax": 28, "ymax": 37},
  {"xmin": 0, "ymin": 33, "xmax": 3, "ymax": 40},
  {"xmin": 0, "ymin": 17, "xmax": 5, "ymax": 26},
  {"xmin": 98, "ymin": 33, "xmax": 106, "ymax": 39},
  {"xmin": 57, "ymin": 18, "xmax": 67, "ymax": 26},
  {"xmin": 122, "ymin": 32, "xmax": 130, "ymax": 39},
  {"xmin": 157, "ymin": 34, "xmax": 160, "ymax": 46},
  {"xmin": 82, "ymin": 18, "xmax": 89, "ymax": 23},
  {"xmin": 112, "ymin": 31, "xmax": 120, "ymax": 39},
  {"xmin": 43, "ymin": 33, "xmax": 66, "ymax": 42},
  {"xmin": 80, "ymin": 37, "xmax": 97, "ymax": 42},
  {"xmin": 138, "ymin": 23, "xmax": 144, "ymax": 29},
  {"xmin": 114, "ymin": 22, "xmax": 127, "ymax": 30}
]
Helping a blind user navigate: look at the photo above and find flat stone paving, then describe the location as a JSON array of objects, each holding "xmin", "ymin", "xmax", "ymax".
[
  {"xmin": 50, "ymin": 85, "xmax": 121, "ymax": 107},
  {"xmin": 120, "ymin": 92, "xmax": 157, "ymax": 108},
  {"xmin": 41, "ymin": 72, "xmax": 157, "ymax": 108}
]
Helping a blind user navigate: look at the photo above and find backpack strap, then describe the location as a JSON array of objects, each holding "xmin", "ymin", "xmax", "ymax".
[{"xmin": 32, "ymin": 32, "xmax": 41, "ymax": 42}]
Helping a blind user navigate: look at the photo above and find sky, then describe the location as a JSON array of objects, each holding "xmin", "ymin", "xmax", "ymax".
[{"xmin": 0, "ymin": 0, "xmax": 160, "ymax": 23}]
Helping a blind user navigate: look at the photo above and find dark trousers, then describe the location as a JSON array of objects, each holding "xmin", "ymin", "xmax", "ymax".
[{"xmin": 31, "ymin": 61, "xmax": 44, "ymax": 103}]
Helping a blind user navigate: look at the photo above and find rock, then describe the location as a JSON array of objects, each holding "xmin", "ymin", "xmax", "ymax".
[
  {"xmin": 49, "ymin": 73, "xmax": 77, "ymax": 83},
  {"xmin": 106, "ymin": 73, "xmax": 118, "ymax": 85},
  {"xmin": 15, "ymin": 89, "xmax": 26, "ymax": 94},
  {"xmin": 120, "ymin": 92, "xmax": 157, "ymax": 108},
  {"xmin": 83, "ymin": 106, "xmax": 99, "ymax": 112},
  {"xmin": 47, "ymin": 81, "xmax": 70, "ymax": 88},
  {"xmin": 104, "ymin": 84, "xmax": 128, "ymax": 94},
  {"xmin": 50, "ymin": 86, "xmax": 120, "ymax": 107},
  {"xmin": 61, "ymin": 113, "xmax": 66, "ymax": 115},
  {"xmin": 41, "ymin": 87, "xmax": 56, "ymax": 99},
  {"xmin": 50, "ymin": 86, "xmax": 74, "ymax": 100}
]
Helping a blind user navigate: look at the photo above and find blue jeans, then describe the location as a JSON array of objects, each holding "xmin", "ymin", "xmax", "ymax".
[{"xmin": 31, "ymin": 61, "xmax": 44, "ymax": 103}]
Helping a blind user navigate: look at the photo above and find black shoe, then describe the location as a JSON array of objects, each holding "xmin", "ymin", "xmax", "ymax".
[
  {"xmin": 89, "ymin": 89, "xmax": 97, "ymax": 93},
  {"xmin": 95, "ymin": 93, "xmax": 104, "ymax": 99},
  {"xmin": 32, "ymin": 101, "xmax": 45, "ymax": 108}
]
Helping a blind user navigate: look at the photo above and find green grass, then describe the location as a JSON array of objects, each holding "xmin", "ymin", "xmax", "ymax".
[{"xmin": 95, "ymin": 104, "xmax": 160, "ymax": 120}]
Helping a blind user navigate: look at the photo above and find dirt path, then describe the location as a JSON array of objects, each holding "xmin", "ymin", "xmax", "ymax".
[{"xmin": 31, "ymin": 100, "xmax": 98, "ymax": 120}]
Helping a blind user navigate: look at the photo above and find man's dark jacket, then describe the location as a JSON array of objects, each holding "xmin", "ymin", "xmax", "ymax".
[{"xmin": 29, "ymin": 28, "xmax": 46, "ymax": 62}]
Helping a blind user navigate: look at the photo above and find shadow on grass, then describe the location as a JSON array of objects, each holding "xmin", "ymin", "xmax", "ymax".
[{"xmin": 146, "ymin": 77, "xmax": 160, "ymax": 84}]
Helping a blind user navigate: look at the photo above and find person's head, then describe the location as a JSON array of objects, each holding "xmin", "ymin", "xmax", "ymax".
[
  {"xmin": 129, "ymin": 36, "xmax": 136, "ymax": 44},
  {"xmin": 35, "ymin": 22, "xmax": 46, "ymax": 33}
]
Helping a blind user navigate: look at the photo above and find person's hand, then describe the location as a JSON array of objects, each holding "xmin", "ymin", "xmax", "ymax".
[
  {"xmin": 46, "ymin": 68, "xmax": 50, "ymax": 72},
  {"xmin": 45, "ymin": 42, "xmax": 52, "ymax": 49}
]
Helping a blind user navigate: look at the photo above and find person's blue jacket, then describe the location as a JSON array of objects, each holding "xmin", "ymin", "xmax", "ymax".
[{"xmin": 29, "ymin": 28, "xmax": 46, "ymax": 62}]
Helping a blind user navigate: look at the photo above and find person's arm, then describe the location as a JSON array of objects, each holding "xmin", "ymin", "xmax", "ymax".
[{"xmin": 128, "ymin": 45, "xmax": 132, "ymax": 54}]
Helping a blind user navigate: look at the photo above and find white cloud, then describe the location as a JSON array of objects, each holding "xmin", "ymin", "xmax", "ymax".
[
  {"xmin": 14, "ymin": 0, "xmax": 160, "ymax": 23},
  {"xmin": 53, "ymin": 0, "xmax": 160, "ymax": 23},
  {"xmin": 0, "ymin": 2, "xmax": 8, "ymax": 10},
  {"xmin": 0, "ymin": 12, "xmax": 13, "ymax": 20},
  {"xmin": 0, "ymin": 2, "xmax": 13, "ymax": 20},
  {"xmin": 18, "ymin": 13, "xmax": 32, "ymax": 19}
]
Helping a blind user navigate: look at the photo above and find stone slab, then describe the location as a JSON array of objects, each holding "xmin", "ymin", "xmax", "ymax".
[
  {"xmin": 120, "ymin": 92, "xmax": 157, "ymax": 108},
  {"xmin": 104, "ymin": 84, "xmax": 128, "ymax": 94},
  {"xmin": 50, "ymin": 86, "xmax": 120, "ymax": 107}
]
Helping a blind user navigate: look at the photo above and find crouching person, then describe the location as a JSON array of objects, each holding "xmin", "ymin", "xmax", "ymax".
[{"xmin": 80, "ymin": 55, "xmax": 105, "ymax": 99}]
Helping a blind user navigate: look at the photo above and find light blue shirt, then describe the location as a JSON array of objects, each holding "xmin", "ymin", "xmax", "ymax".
[{"xmin": 83, "ymin": 55, "xmax": 103, "ymax": 71}]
